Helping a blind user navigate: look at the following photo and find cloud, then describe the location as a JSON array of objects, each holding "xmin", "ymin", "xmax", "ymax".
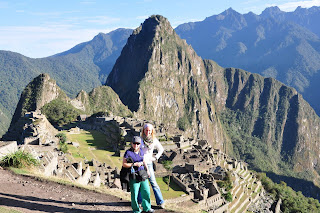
[
  {"xmin": 86, "ymin": 16, "xmax": 121, "ymax": 25},
  {"xmin": 136, "ymin": 15, "xmax": 149, "ymax": 20},
  {"xmin": 0, "ymin": 25, "xmax": 111, "ymax": 58},
  {"xmin": 275, "ymin": 0, "xmax": 320, "ymax": 11}
]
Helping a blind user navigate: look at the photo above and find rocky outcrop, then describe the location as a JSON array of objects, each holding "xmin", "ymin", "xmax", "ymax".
[{"xmin": 10, "ymin": 73, "xmax": 68, "ymax": 126}]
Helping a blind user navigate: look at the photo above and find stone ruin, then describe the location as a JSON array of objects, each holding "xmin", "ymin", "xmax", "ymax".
[{"xmin": 0, "ymin": 111, "xmax": 276, "ymax": 212}]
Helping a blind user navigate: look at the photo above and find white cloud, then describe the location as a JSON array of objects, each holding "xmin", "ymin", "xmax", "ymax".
[
  {"xmin": 136, "ymin": 15, "xmax": 149, "ymax": 20},
  {"xmin": 85, "ymin": 16, "xmax": 121, "ymax": 25},
  {"xmin": 276, "ymin": 0, "xmax": 320, "ymax": 11},
  {"xmin": 0, "ymin": 25, "xmax": 112, "ymax": 58}
]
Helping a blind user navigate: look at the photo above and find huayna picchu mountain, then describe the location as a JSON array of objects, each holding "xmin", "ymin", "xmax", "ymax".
[
  {"xmin": 106, "ymin": 15, "xmax": 320, "ymax": 198},
  {"xmin": 106, "ymin": 15, "xmax": 228, "ymax": 147}
]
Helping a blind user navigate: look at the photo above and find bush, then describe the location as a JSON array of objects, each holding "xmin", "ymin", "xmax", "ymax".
[
  {"xmin": 177, "ymin": 116, "xmax": 190, "ymax": 131},
  {"xmin": 56, "ymin": 133, "xmax": 68, "ymax": 153},
  {"xmin": 222, "ymin": 191, "xmax": 233, "ymax": 202},
  {"xmin": 41, "ymin": 99, "xmax": 83, "ymax": 126},
  {"xmin": 56, "ymin": 133, "xmax": 67, "ymax": 143},
  {"xmin": 0, "ymin": 150, "xmax": 38, "ymax": 168}
]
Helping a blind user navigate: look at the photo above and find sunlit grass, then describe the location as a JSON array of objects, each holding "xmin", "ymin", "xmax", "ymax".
[
  {"xmin": 65, "ymin": 130, "xmax": 122, "ymax": 169},
  {"xmin": 148, "ymin": 177, "xmax": 186, "ymax": 201},
  {"xmin": 0, "ymin": 206, "xmax": 21, "ymax": 213}
]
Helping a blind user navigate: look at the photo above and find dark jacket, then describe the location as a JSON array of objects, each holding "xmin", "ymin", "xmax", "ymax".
[{"xmin": 120, "ymin": 156, "xmax": 133, "ymax": 192}]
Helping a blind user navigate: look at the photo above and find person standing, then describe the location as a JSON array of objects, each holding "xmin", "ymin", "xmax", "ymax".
[
  {"xmin": 123, "ymin": 136, "xmax": 155, "ymax": 213},
  {"xmin": 140, "ymin": 123, "xmax": 165, "ymax": 208}
]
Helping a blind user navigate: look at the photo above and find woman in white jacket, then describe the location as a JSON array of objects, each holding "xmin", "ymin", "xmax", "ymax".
[{"xmin": 140, "ymin": 123, "xmax": 165, "ymax": 208}]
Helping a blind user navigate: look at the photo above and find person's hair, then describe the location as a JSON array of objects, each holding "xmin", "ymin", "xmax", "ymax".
[{"xmin": 141, "ymin": 123, "xmax": 156, "ymax": 140}]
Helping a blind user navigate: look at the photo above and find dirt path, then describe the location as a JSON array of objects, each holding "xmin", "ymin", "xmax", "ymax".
[{"xmin": 0, "ymin": 167, "xmax": 174, "ymax": 213}]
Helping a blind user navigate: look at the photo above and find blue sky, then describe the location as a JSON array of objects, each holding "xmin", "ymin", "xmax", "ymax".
[{"xmin": 1, "ymin": 0, "xmax": 320, "ymax": 58}]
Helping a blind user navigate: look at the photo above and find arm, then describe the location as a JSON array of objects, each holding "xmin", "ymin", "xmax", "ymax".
[
  {"xmin": 122, "ymin": 158, "xmax": 143, "ymax": 168},
  {"xmin": 154, "ymin": 138, "xmax": 164, "ymax": 160},
  {"xmin": 143, "ymin": 157, "xmax": 150, "ymax": 177}
]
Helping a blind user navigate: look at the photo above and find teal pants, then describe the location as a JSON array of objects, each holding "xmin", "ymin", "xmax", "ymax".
[{"xmin": 130, "ymin": 179, "xmax": 151, "ymax": 213}]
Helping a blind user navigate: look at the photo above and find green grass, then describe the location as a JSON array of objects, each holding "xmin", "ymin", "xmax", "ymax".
[
  {"xmin": 149, "ymin": 177, "xmax": 186, "ymax": 200},
  {"xmin": 65, "ymin": 130, "xmax": 122, "ymax": 169},
  {"xmin": 0, "ymin": 206, "xmax": 21, "ymax": 213},
  {"xmin": 8, "ymin": 167, "xmax": 30, "ymax": 175},
  {"xmin": 0, "ymin": 150, "xmax": 39, "ymax": 168}
]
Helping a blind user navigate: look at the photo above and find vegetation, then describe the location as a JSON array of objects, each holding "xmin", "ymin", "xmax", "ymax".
[
  {"xmin": 217, "ymin": 171, "xmax": 233, "ymax": 202},
  {"xmin": 217, "ymin": 171, "xmax": 233, "ymax": 191},
  {"xmin": 0, "ymin": 150, "xmax": 38, "ymax": 168},
  {"xmin": 156, "ymin": 177, "xmax": 185, "ymax": 199},
  {"xmin": 56, "ymin": 133, "xmax": 68, "ymax": 153},
  {"xmin": 0, "ymin": 206, "xmax": 21, "ymax": 213},
  {"xmin": 64, "ymin": 130, "xmax": 122, "ymax": 169},
  {"xmin": 42, "ymin": 99, "xmax": 83, "ymax": 126},
  {"xmin": 257, "ymin": 173, "xmax": 320, "ymax": 213},
  {"xmin": 88, "ymin": 86, "xmax": 132, "ymax": 118},
  {"xmin": 162, "ymin": 160, "xmax": 173, "ymax": 190}
]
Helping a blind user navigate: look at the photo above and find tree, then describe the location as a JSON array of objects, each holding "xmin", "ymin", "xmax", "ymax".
[{"xmin": 162, "ymin": 160, "xmax": 173, "ymax": 191}]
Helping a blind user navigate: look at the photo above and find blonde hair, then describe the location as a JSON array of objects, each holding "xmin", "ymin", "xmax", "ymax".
[{"xmin": 141, "ymin": 123, "xmax": 156, "ymax": 140}]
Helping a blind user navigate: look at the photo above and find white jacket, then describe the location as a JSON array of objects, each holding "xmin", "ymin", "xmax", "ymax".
[{"xmin": 140, "ymin": 137, "xmax": 164, "ymax": 164}]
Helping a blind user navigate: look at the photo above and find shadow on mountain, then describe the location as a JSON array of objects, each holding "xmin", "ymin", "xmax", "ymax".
[{"xmin": 266, "ymin": 171, "xmax": 320, "ymax": 200}]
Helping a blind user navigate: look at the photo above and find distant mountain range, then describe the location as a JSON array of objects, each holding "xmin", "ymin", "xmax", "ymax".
[
  {"xmin": 175, "ymin": 6, "xmax": 320, "ymax": 115},
  {"xmin": 0, "ymin": 28, "xmax": 132, "ymax": 136},
  {"xmin": 1, "ymin": 5, "xmax": 320, "ymax": 142}
]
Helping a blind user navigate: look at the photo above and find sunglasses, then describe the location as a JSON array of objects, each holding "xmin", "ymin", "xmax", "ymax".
[{"xmin": 133, "ymin": 142, "xmax": 140, "ymax": 145}]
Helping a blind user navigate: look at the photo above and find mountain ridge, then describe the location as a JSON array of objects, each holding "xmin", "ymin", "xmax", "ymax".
[{"xmin": 175, "ymin": 6, "xmax": 320, "ymax": 116}]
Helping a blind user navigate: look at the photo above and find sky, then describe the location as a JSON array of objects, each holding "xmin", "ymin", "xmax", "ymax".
[{"xmin": 1, "ymin": 0, "xmax": 320, "ymax": 58}]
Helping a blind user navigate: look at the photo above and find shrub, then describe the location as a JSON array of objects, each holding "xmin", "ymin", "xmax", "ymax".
[
  {"xmin": 41, "ymin": 99, "xmax": 83, "ymax": 126},
  {"xmin": 0, "ymin": 150, "xmax": 38, "ymax": 168},
  {"xmin": 177, "ymin": 116, "xmax": 190, "ymax": 131},
  {"xmin": 222, "ymin": 191, "xmax": 233, "ymax": 202},
  {"xmin": 56, "ymin": 133, "xmax": 68, "ymax": 153}
]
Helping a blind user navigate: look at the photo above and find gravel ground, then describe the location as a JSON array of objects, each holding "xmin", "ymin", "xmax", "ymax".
[{"xmin": 0, "ymin": 167, "xmax": 174, "ymax": 213}]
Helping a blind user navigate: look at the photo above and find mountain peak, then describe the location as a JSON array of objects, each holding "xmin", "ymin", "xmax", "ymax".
[
  {"xmin": 220, "ymin": 7, "xmax": 241, "ymax": 17},
  {"xmin": 9, "ymin": 73, "xmax": 68, "ymax": 127},
  {"xmin": 261, "ymin": 6, "xmax": 285, "ymax": 18},
  {"xmin": 133, "ymin": 15, "xmax": 172, "ymax": 36}
]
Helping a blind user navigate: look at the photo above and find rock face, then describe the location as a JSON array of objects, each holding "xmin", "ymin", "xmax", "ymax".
[
  {"xmin": 107, "ymin": 15, "xmax": 227, "ymax": 148},
  {"xmin": 106, "ymin": 15, "xmax": 320, "ymax": 195},
  {"xmin": 10, "ymin": 73, "xmax": 68, "ymax": 126}
]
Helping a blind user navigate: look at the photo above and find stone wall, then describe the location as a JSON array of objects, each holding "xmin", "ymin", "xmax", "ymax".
[{"xmin": 0, "ymin": 141, "xmax": 18, "ymax": 158}]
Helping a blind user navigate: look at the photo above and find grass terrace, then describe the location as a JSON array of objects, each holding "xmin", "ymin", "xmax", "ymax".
[
  {"xmin": 64, "ymin": 129, "xmax": 122, "ymax": 169},
  {"xmin": 0, "ymin": 206, "xmax": 22, "ymax": 213}
]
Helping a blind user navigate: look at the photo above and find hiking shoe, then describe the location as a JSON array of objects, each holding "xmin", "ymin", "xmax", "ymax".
[
  {"xmin": 158, "ymin": 202, "xmax": 165, "ymax": 209},
  {"xmin": 145, "ymin": 208, "xmax": 155, "ymax": 213}
]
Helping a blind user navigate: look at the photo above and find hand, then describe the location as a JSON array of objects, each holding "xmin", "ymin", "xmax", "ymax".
[
  {"xmin": 147, "ymin": 170, "xmax": 150, "ymax": 178},
  {"xmin": 134, "ymin": 162, "xmax": 142, "ymax": 167}
]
